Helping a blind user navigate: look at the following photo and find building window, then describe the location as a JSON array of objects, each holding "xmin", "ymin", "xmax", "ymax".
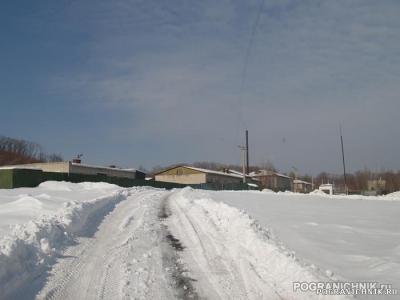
[{"xmin": 176, "ymin": 168, "xmax": 183, "ymax": 175}]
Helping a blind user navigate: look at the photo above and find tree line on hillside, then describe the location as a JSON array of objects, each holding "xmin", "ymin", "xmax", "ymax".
[
  {"xmin": 0, "ymin": 136, "xmax": 63, "ymax": 166},
  {"xmin": 142, "ymin": 161, "xmax": 400, "ymax": 193}
]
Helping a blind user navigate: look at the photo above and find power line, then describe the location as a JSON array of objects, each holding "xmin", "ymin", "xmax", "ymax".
[{"xmin": 235, "ymin": 0, "xmax": 264, "ymax": 146}]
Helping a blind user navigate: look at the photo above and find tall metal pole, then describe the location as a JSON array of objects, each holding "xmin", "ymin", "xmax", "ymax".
[
  {"xmin": 340, "ymin": 124, "xmax": 347, "ymax": 194},
  {"xmin": 246, "ymin": 130, "xmax": 249, "ymax": 175}
]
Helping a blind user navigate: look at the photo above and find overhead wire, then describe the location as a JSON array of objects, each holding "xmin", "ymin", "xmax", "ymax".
[{"xmin": 233, "ymin": 0, "xmax": 264, "ymax": 162}]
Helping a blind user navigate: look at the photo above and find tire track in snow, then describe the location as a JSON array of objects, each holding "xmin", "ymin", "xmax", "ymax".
[
  {"xmin": 158, "ymin": 198, "xmax": 200, "ymax": 300},
  {"xmin": 166, "ymin": 195, "xmax": 250, "ymax": 300},
  {"xmin": 32, "ymin": 189, "xmax": 168, "ymax": 300}
]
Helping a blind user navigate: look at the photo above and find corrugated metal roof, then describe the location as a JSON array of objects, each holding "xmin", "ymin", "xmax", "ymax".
[{"xmin": 71, "ymin": 163, "xmax": 137, "ymax": 173}]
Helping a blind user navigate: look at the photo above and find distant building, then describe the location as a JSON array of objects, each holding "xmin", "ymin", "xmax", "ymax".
[
  {"xmin": 5, "ymin": 161, "xmax": 146, "ymax": 180},
  {"xmin": 249, "ymin": 170, "xmax": 292, "ymax": 191},
  {"xmin": 319, "ymin": 183, "xmax": 336, "ymax": 195},
  {"xmin": 293, "ymin": 179, "xmax": 312, "ymax": 193},
  {"xmin": 155, "ymin": 165, "xmax": 245, "ymax": 185},
  {"xmin": 367, "ymin": 179, "xmax": 386, "ymax": 191}
]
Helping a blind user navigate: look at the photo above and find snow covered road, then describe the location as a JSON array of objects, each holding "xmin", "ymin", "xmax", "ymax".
[
  {"xmin": 4, "ymin": 183, "xmax": 395, "ymax": 299},
  {"xmin": 32, "ymin": 189, "xmax": 172, "ymax": 300},
  {"xmin": 7, "ymin": 188, "xmax": 200, "ymax": 300}
]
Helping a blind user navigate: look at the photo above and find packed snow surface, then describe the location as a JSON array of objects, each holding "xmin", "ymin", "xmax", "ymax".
[{"xmin": 0, "ymin": 182, "xmax": 399, "ymax": 299}]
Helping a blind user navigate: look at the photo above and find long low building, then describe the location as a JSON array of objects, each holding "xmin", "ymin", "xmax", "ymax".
[
  {"xmin": 155, "ymin": 165, "xmax": 246, "ymax": 185},
  {"xmin": 4, "ymin": 161, "xmax": 146, "ymax": 180}
]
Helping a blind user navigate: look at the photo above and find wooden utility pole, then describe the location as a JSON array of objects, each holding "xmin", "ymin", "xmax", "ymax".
[
  {"xmin": 292, "ymin": 166, "xmax": 298, "ymax": 193},
  {"xmin": 239, "ymin": 146, "xmax": 247, "ymax": 183}
]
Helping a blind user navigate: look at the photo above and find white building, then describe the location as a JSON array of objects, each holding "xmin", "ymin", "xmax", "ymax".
[{"xmin": 319, "ymin": 183, "xmax": 336, "ymax": 195}]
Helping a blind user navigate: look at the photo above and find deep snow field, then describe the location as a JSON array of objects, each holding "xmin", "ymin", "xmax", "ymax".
[
  {"xmin": 212, "ymin": 189, "xmax": 400, "ymax": 298},
  {"xmin": 0, "ymin": 181, "xmax": 399, "ymax": 299}
]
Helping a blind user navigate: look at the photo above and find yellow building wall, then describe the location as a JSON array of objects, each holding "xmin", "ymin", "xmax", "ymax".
[
  {"xmin": 155, "ymin": 167, "xmax": 243, "ymax": 184},
  {"xmin": 155, "ymin": 173, "xmax": 206, "ymax": 184}
]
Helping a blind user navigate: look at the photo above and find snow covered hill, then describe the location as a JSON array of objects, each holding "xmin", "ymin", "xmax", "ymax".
[{"xmin": 0, "ymin": 182, "xmax": 398, "ymax": 299}]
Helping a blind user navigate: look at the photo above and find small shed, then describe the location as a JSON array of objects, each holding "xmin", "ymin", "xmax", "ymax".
[
  {"xmin": 293, "ymin": 179, "xmax": 312, "ymax": 193},
  {"xmin": 319, "ymin": 183, "xmax": 336, "ymax": 195}
]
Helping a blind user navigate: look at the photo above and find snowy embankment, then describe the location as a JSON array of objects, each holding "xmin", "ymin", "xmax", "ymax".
[
  {"xmin": 0, "ymin": 181, "xmax": 122, "ymax": 237},
  {"xmin": 0, "ymin": 183, "xmax": 147, "ymax": 298},
  {"xmin": 168, "ymin": 188, "xmax": 352, "ymax": 299}
]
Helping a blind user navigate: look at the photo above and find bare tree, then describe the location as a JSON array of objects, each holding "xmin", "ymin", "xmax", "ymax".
[
  {"xmin": 0, "ymin": 135, "xmax": 64, "ymax": 166},
  {"xmin": 47, "ymin": 154, "xmax": 64, "ymax": 162}
]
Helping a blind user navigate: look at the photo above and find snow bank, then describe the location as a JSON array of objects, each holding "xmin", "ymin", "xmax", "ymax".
[
  {"xmin": 261, "ymin": 188, "xmax": 275, "ymax": 193},
  {"xmin": 310, "ymin": 189, "xmax": 327, "ymax": 195},
  {"xmin": 277, "ymin": 190, "xmax": 294, "ymax": 195},
  {"xmin": 384, "ymin": 191, "xmax": 400, "ymax": 200},
  {"xmin": 175, "ymin": 187, "xmax": 352, "ymax": 299},
  {"xmin": 38, "ymin": 180, "xmax": 119, "ymax": 191},
  {"xmin": 0, "ymin": 186, "xmax": 147, "ymax": 298}
]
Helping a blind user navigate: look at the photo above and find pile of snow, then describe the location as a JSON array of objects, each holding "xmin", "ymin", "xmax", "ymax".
[
  {"xmin": 0, "ymin": 185, "xmax": 149, "ymax": 297},
  {"xmin": 384, "ymin": 191, "xmax": 400, "ymax": 199},
  {"xmin": 277, "ymin": 190, "xmax": 294, "ymax": 194},
  {"xmin": 0, "ymin": 181, "xmax": 124, "ymax": 238},
  {"xmin": 309, "ymin": 189, "xmax": 328, "ymax": 195},
  {"xmin": 261, "ymin": 188, "xmax": 275, "ymax": 193},
  {"xmin": 38, "ymin": 181, "xmax": 119, "ymax": 191}
]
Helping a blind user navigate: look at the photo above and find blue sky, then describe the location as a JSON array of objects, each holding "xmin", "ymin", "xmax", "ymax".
[{"xmin": 2, "ymin": 0, "xmax": 400, "ymax": 175}]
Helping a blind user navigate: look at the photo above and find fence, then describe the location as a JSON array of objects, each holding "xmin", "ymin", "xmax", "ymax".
[{"xmin": 0, "ymin": 169, "xmax": 185, "ymax": 190}]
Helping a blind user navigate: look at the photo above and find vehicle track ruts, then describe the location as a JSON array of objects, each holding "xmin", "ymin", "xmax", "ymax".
[
  {"xmin": 158, "ymin": 196, "xmax": 201, "ymax": 300},
  {"xmin": 167, "ymin": 195, "xmax": 250, "ymax": 300},
  {"xmin": 31, "ymin": 190, "xmax": 166, "ymax": 300}
]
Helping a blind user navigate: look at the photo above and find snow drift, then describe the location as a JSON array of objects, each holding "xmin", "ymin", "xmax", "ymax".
[{"xmin": 0, "ymin": 186, "xmax": 148, "ymax": 298}]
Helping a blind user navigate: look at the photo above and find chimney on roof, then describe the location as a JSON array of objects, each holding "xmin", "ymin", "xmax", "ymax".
[{"xmin": 73, "ymin": 154, "xmax": 83, "ymax": 164}]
